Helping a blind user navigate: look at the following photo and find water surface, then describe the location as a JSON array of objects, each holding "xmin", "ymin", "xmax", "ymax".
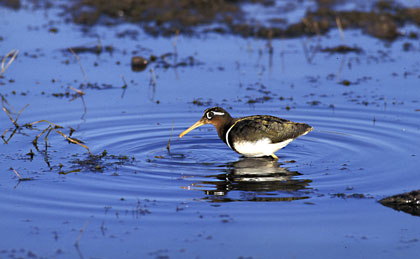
[{"xmin": 1, "ymin": 1, "xmax": 420, "ymax": 258}]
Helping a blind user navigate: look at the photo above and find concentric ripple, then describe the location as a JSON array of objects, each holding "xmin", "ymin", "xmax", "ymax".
[
  {"xmin": 77, "ymin": 106, "xmax": 420, "ymax": 200},
  {"xmin": 2, "ymin": 105, "xmax": 420, "ymax": 218}
]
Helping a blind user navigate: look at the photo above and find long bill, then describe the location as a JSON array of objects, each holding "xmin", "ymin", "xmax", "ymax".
[{"xmin": 179, "ymin": 119, "xmax": 206, "ymax": 138}]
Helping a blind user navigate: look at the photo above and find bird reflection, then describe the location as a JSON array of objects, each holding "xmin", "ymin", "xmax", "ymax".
[{"xmin": 186, "ymin": 157, "xmax": 312, "ymax": 202}]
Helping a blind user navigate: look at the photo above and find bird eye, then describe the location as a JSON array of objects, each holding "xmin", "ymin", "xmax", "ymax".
[{"xmin": 206, "ymin": 111, "xmax": 214, "ymax": 120}]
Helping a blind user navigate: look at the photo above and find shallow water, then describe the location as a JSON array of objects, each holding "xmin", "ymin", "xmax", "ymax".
[{"xmin": 1, "ymin": 1, "xmax": 420, "ymax": 258}]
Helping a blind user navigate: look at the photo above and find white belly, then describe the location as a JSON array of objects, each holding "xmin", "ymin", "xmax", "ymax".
[{"xmin": 232, "ymin": 138, "xmax": 293, "ymax": 157}]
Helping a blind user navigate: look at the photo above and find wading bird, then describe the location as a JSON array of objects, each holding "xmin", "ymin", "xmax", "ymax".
[{"xmin": 179, "ymin": 107, "xmax": 312, "ymax": 159}]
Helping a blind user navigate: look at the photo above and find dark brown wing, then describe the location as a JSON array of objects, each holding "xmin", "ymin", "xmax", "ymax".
[{"xmin": 228, "ymin": 115, "xmax": 312, "ymax": 144}]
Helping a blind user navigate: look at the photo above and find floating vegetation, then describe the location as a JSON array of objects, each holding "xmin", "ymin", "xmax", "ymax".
[
  {"xmin": 66, "ymin": 42, "xmax": 114, "ymax": 55},
  {"xmin": 246, "ymin": 96, "xmax": 272, "ymax": 104},
  {"xmin": 152, "ymin": 53, "xmax": 203, "ymax": 69},
  {"xmin": 192, "ymin": 98, "xmax": 212, "ymax": 106},
  {"xmin": 59, "ymin": 149, "xmax": 135, "ymax": 174},
  {"xmin": 1, "ymin": 97, "xmax": 91, "ymax": 155},
  {"xmin": 330, "ymin": 193, "xmax": 372, "ymax": 199},
  {"xmin": 130, "ymin": 52, "xmax": 202, "ymax": 72},
  {"xmin": 321, "ymin": 45, "xmax": 363, "ymax": 54}
]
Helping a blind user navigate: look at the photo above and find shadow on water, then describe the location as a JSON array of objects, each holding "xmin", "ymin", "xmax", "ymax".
[{"xmin": 189, "ymin": 157, "xmax": 312, "ymax": 202}]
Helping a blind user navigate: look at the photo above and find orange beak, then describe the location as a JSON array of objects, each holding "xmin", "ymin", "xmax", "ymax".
[{"xmin": 179, "ymin": 119, "xmax": 206, "ymax": 138}]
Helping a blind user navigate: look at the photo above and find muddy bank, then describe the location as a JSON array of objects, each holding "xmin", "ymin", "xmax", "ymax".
[
  {"xmin": 0, "ymin": 0, "xmax": 21, "ymax": 9},
  {"xmin": 68, "ymin": 0, "xmax": 245, "ymax": 36},
  {"xmin": 60, "ymin": 0, "xmax": 420, "ymax": 40},
  {"xmin": 3, "ymin": 0, "xmax": 419, "ymax": 40}
]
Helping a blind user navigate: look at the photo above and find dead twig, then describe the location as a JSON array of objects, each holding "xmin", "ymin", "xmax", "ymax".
[
  {"xmin": 121, "ymin": 74, "xmax": 127, "ymax": 89},
  {"xmin": 173, "ymin": 29, "xmax": 179, "ymax": 52},
  {"xmin": 1, "ymin": 49, "xmax": 19, "ymax": 76},
  {"xmin": 59, "ymin": 169, "xmax": 81, "ymax": 175},
  {"xmin": 166, "ymin": 121, "xmax": 174, "ymax": 152},
  {"xmin": 1, "ymin": 103, "xmax": 92, "ymax": 155},
  {"xmin": 1, "ymin": 102, "xmax": 29, "ymax": 128},
  {"xmin": 11, "ymin": 168, "xmax": 32, "ymax": 181},
  {"xmin": 148, "ymin": 67, "xmax": 157, "ymax": 101},
  {"xmin": 2, "ymin": 103, "xmax": 17, "ymax": 127},
  {"xmin": 69, "ymin": 86, "xmax": 85, "ymax": 96},
  {"xmin": 121, "ymin": 74, "xmax": 128, "ymax": 99},
  {"xmin": 150, "ymin": 67, "xmax": 157, "ymax": 87},
  {"xmin": 15, "ymin": 104, "xmax": 29, "ymax": 125},
  {"xmin": 336, "ymin": 17, "xmax": 346, "ymax": 44},
  {"xmin": 1, "ymin": 128, "xmax": 9, "ymax": 144},
  {"xmin": 25, "ymin": 119, "xmax": 63, "ymax": 128},
  {"xmin": 54, "ymin": 128, "xmax": 92, "ymax": 155},
  {"xmin": 2, "ymin": 128, "xmax": 17, "ymax": 144},
  {"xmin": 12, "ymin": 168, "xmax": 22, "ymax": 180},
  {"xmin": 74, "ymin": 219, "xmax": 89, "ymax": 247},
  {"xmin": 301, "ymin": 39, "xmax": 320, "ymax": 64},
  {"xmin": 45, "ymin": 126, "xmax": 53, "ymax": 151},
  {"xmin": 69, "ymin": 47, "xmax": 87, "ymax": 82},
  {"xmin": 33, "ymin": 125, "xmax": 52, "ymax": 150}
]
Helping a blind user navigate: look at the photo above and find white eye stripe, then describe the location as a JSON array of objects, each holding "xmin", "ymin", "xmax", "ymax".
[
  {"xmin": 212, "ymin": 112, "xmax": 225, "ymax": 116},
  {"xmin": 206, "ymin": 111, "xmax": 225, "ymax": 119}
]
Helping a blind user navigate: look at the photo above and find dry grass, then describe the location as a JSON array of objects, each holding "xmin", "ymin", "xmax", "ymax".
[
  {"xmin": 121, "ymin": 74, "xmax": 128, "ymax": 98},
  {"xmin": 150, "ymin": 67, "xmax": 157, "ymax": 86},
  {"xmin": 166, "ymin": 121, "xmax": 174, "ymax": 152},
  {"xmin": 69, "ymin": 47, "xmax": 87, "ymax": 83},
  {"xmin": 301, "ymin": 19, "xmax": 322, "ymax": 64},
  {"xmin": 1, "ymin": 49, "xmax": 19, "ymax": 76},
  {"xmin": 11, "ymin": 168, "xmax": 33, "ymax": 181},
  {"xmin": 74, "ymin": 219, "xmax": 89, "ymax": 247},
  {"xmin": 1, "ymin": 98, "xmax": 92, "ymax": 155},
  {"xmin": 173, "ymin": 29, "xmax": 180, "ymax": 54},
  {"xmin": 335, "ymin": 17, "xmax": 346, "ymax": 43}
]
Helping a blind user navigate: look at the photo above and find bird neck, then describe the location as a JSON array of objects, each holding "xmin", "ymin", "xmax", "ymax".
[{"xmin": 216, "ymin": 117, "xmax": 236, "ymax": 144}]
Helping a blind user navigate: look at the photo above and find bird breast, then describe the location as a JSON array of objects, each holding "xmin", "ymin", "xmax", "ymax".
[{"xmin": 232, "ymin": 138, "xmax": 293, "ymax": 157}]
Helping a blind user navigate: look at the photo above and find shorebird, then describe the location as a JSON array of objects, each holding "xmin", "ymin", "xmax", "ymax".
[{"xmin": 179, "ymin": 107, "xmax": 312, "ymax": 159}]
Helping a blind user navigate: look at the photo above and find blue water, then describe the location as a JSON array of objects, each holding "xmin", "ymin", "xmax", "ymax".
[{"xmin": 1, "ymin": 1, "xmax": 420, "ymax": 258}]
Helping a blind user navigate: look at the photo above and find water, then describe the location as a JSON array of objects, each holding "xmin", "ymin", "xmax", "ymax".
[{"xmin": 1, "ymin": 1, "xmax": 420, "ymax": 258}]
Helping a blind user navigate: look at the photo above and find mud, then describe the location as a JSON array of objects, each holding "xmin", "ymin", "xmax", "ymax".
[
  {"xmin": 0, "ymin": 0, "xmax": 20, "ymax": 9},
  {"xmin": 2, "ymin": 1, "xmax": 419, "ymax": 40},
  {"xmin": 52, "ymin": 0, "xmax": 420, "ymax": 40},
  {"xmin": 320, "ymin": 45, "xmax": 363, "ymax": 54},
  {"xmin": 68, "ymin": 0, "xmax": 245, "ymax": 36}
]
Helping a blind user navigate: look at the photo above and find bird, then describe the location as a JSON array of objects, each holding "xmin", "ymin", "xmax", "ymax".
[{"xmin": 179, "ymin": 107, "xmax": 312, "ymax": 159}]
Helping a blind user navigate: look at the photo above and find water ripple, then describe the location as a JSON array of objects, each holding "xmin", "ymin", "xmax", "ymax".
[{"xmin": 2, "ymin": 105, "xmax": 419, "ymax": 217}]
